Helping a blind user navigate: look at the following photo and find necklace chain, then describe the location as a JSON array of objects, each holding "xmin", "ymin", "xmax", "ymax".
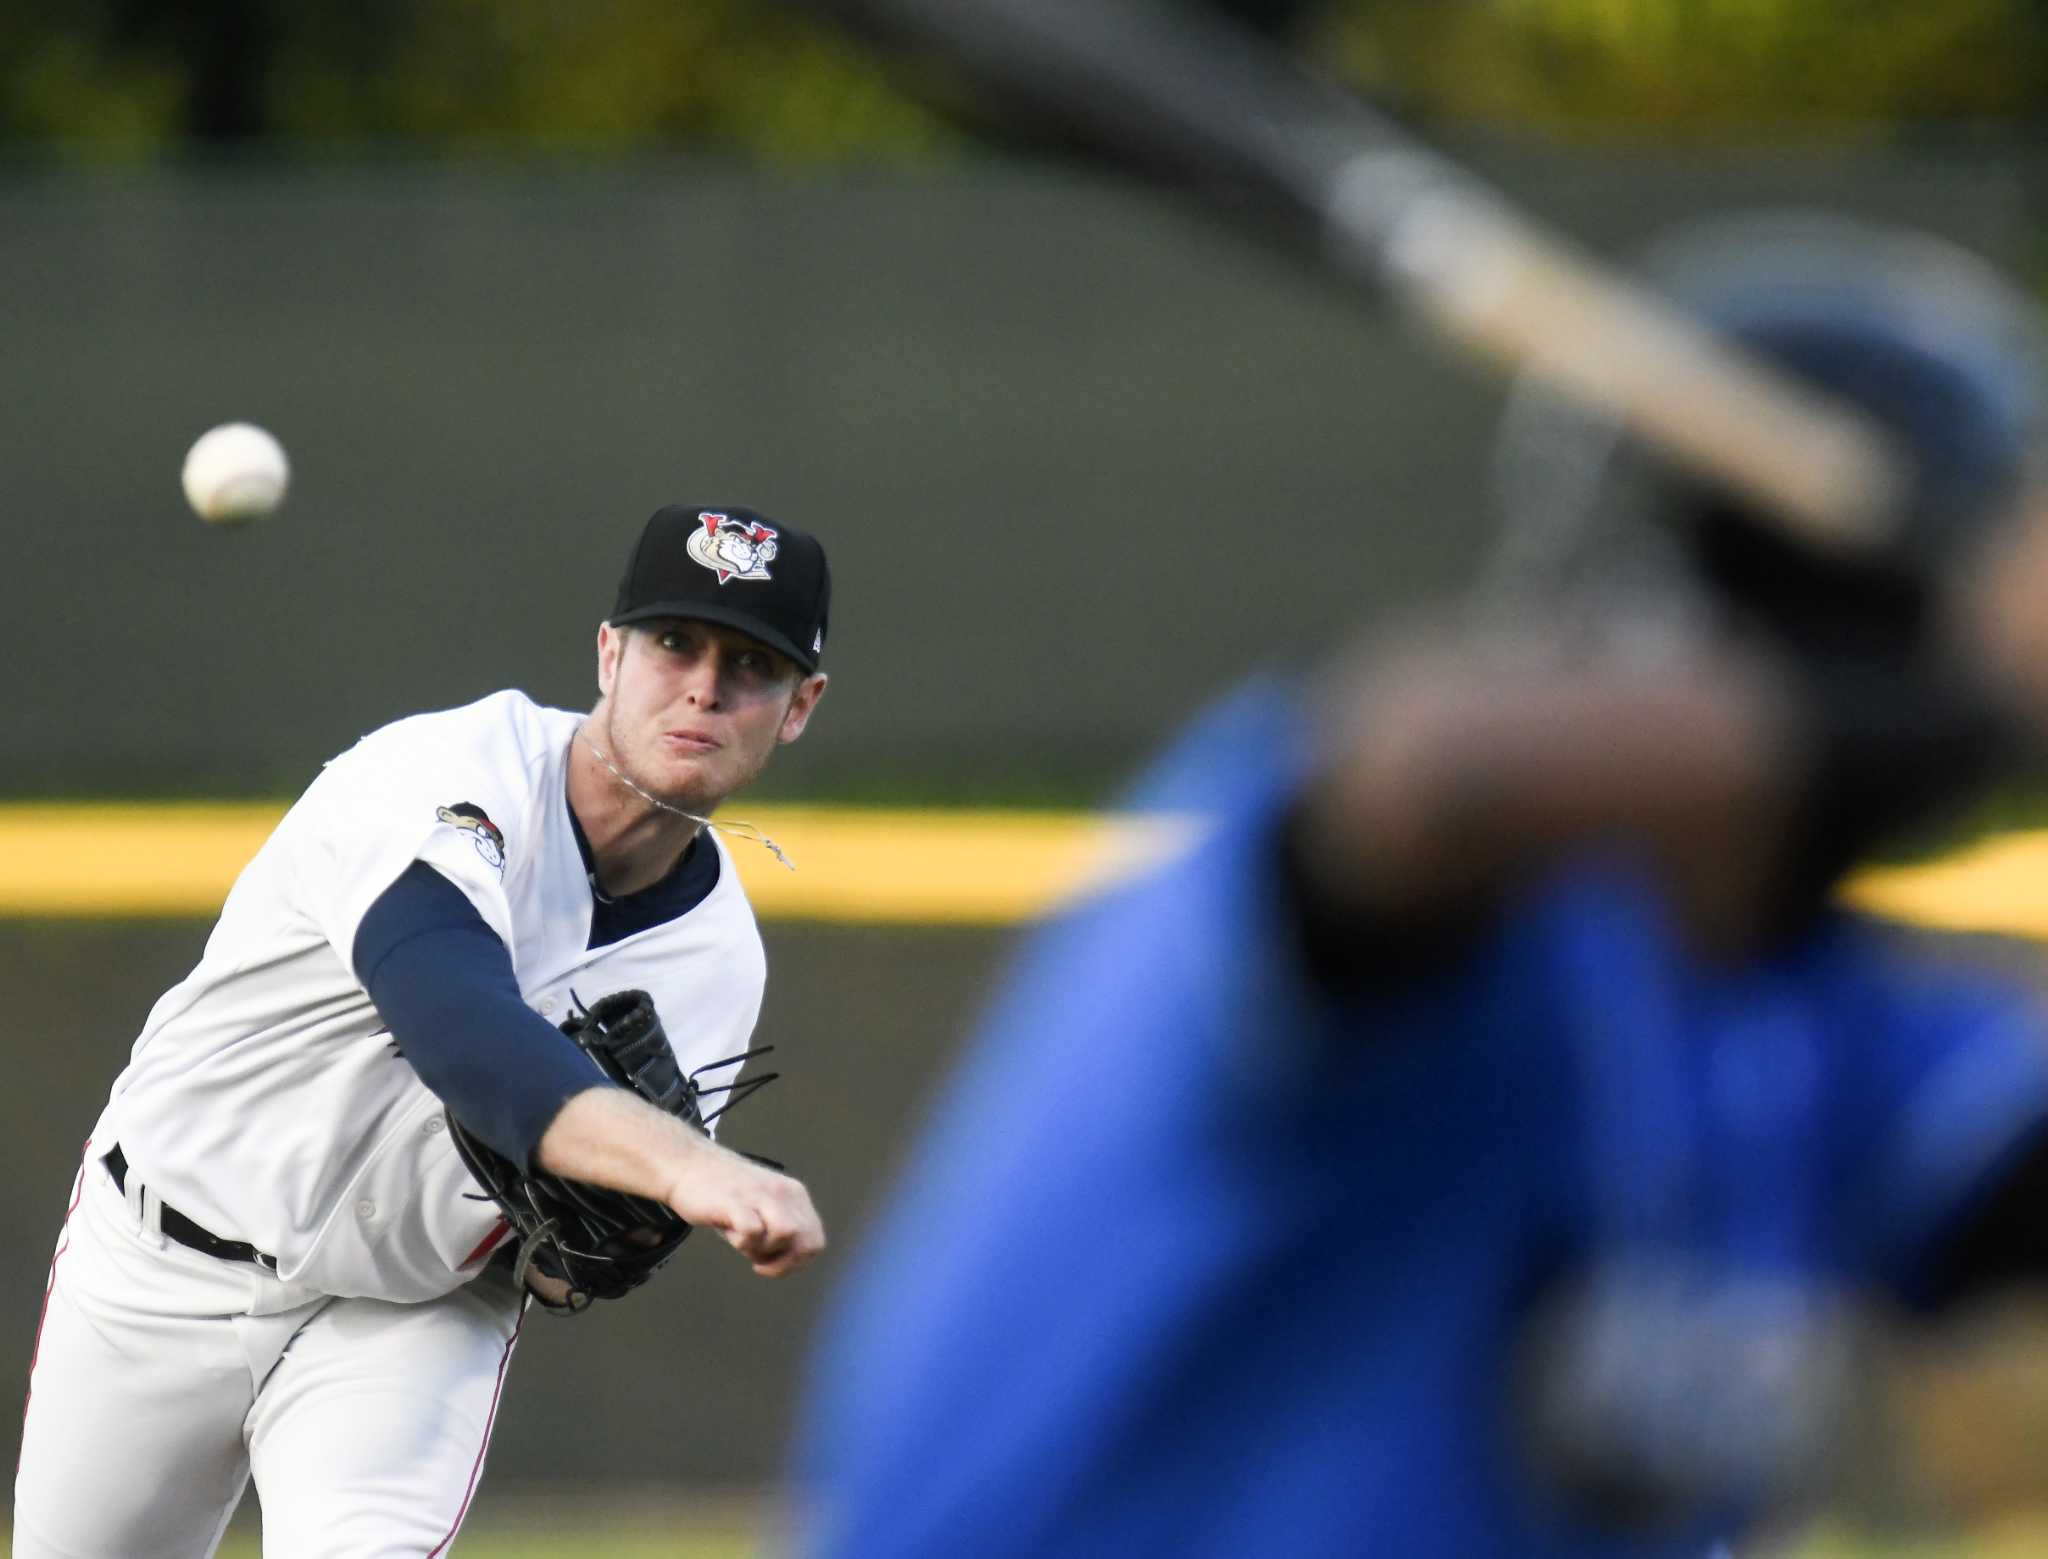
[{"xmin": 582, "ymin": 738, "xmax": 794, "ymax": 871}]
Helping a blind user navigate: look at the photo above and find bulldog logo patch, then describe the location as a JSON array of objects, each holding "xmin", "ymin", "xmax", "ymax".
[
  {"xmin": 687, "ymin": 511, "xmax": 779, "ymax": 584},
  {"xmin": 436, "ymin": 802, "xmax": 507, "ymax": 874}
]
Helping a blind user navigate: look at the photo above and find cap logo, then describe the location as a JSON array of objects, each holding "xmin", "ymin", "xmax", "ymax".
[
  {"xmin": 436, "ymin": 802, "xmax": 507, "ymax": 874},
  {"xmin": 686, "ymin": 511, "xmax": 779, "ymax": 585}
]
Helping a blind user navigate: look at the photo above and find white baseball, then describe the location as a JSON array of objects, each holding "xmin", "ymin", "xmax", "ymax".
[{"xmin": 181, "ymin": 422, "xmax": 290, "ymax": 524}]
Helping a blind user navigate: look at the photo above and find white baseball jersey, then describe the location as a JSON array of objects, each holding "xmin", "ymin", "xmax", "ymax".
[
  {"xmin": 16, "ymin": 689, "xmax": 777, "ymax": 1558},
  {"xmin": 96, "ymin": 688, "xmax": 767, "ymax": 1305}
]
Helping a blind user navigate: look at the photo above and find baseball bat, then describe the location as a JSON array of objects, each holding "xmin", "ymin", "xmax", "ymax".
[{"xmin": 809, "ymin": 0, "xmax": 1912, "ymax": 555}]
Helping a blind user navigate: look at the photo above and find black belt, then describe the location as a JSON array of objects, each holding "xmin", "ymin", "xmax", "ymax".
[{"xmin": 103, "ymin": 1145, "xmax": 278, "ymax": 1271}]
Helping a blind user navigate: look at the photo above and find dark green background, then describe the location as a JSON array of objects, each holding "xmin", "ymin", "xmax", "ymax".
[{"xmin": 4, "ymin": 147, "xmax": 2042, "ymax": 803}]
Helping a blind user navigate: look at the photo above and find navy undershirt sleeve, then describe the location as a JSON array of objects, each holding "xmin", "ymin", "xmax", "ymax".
[{"xmin": 352, "ymin": 860, "xmax": 615, "ymax": 1170}]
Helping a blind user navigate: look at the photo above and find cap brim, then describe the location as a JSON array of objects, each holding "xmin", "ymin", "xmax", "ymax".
[{"xmin": 609, "ymin": 601, "xmax": 819, "ymax": 673}]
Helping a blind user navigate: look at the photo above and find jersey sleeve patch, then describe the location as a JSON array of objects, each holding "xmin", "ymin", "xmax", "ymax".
[
  {"xmin": 435, "ymin": 801, "xmax": 508, "ymax": 876},
  {"xmin": 289, "ymin": 701, "xmax": 540, "ymax": 971}
]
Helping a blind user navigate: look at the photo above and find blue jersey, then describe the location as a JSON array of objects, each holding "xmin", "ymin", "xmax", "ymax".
[{"xmin": 798, "ymin": 710, "xmax": 2048, "ymax": 1558}]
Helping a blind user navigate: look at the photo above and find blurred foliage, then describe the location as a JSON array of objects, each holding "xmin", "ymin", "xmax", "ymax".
[
  {"xmin": 0, "ymin": 0, "xmax": 953, "ymax": 164},
  {"xmin": 3, "ymin": 0, "xmax": 2047, "ymax": 163},
  {"xmin": 263, "ymin": 0, "xmax": 952, "ymax": 163},
  {"xmin": 1317, "ymin": 0, "xmax": 2048, "ymax": 142}
]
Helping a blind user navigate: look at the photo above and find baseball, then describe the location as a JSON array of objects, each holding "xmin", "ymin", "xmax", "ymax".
[{"xmin": 181, "ymin": 422, "xmax": 290, "ymax": 524}]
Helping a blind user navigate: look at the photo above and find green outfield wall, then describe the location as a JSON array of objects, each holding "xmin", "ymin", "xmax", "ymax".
[{"xmin": 3, "ymin": 146, "xmax": 2042, "ymax": 802}]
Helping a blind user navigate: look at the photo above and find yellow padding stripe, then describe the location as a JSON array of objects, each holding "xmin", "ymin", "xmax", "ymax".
[
  {"xmin": 3, "ymin": 803, "xmax": 283, "ymax": 917},
  {"xmin": 0, "ymin": 802, "xmax": 1197, "ymax": 925},
  {"xmin": 1, "ymin": 800, "xmax": 2045, "ymax": 935},
  {"xmin": 1839, "ymin": 829, "xmax": 2048, "ymax": 940}
]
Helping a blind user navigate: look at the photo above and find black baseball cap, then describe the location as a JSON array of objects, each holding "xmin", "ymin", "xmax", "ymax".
[{"xmin": 609, "ymin": 504, "xmax": 831, "ymax": 673}]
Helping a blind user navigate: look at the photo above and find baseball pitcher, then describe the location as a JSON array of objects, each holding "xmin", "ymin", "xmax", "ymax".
[{"xmin": 15, "ymin": 504, "xmax": 831, "ymax": 1557}]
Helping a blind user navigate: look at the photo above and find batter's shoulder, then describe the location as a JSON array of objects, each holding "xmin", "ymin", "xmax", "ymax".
[{"xmin": 1809, "ymin": 908, "xmax": 2043, "ymax": 1041}]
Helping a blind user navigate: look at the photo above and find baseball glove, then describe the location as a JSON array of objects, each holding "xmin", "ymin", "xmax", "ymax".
[{"xmin": 447, "ymin": 988, "xmax": 778, "ymax": 1315}]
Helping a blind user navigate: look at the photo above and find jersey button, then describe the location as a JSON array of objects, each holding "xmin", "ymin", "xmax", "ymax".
[
  {"xmin": 539, "ymin": 998, "xmax": 557, "ymax": 1016},
  {"xmin": 423, "ymin": 1116, "xmax": 445, "ymax": 1136},
  {"xmin": 355, "ymin": 1199, "xmax": 376, "ymax": 1221}
]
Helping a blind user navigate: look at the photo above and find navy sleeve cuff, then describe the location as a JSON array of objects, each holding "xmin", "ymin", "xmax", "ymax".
[{"xmin": 354, "ymin": 860, "xmax": 613, "ymax": 1169}]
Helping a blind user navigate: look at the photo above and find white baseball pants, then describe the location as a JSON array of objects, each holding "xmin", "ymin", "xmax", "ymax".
[{"xmin": 13, "ymin": 1148, "xmax": 526, "ymax": 1558}]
